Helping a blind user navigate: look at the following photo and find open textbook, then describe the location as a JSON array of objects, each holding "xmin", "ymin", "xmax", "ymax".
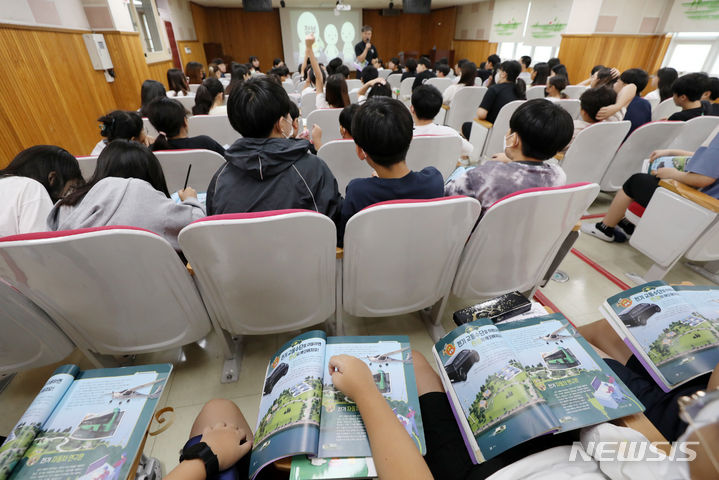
[
  {"xmin": 601, "ymin": 281, "xmax": 719, "ymax": 392},
  {"xmin": 249, "ymin": 331, "xmax": 425, "ymax": 480},
  {"xmin": 0, "ymin": 364, "xmax": 171, "ymax": 480},
  {"xmin": 433, "ymin": 314, "xmax": 644, "ymax": 464}
]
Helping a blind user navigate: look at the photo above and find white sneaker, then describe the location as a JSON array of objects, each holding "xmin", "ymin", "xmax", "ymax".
[{"xmin": 581, "ymin": 222, "xmax": 616, "ymax": 242}]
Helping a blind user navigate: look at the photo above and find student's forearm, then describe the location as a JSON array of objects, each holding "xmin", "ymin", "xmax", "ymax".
[
  {"xmin": 358, "ymin": 81, "xmax": 373, "ymax": 96},
  {"xmin": 667, "ymin": 171, "xmax": 716, "ymax": 188},
  {"xmin": 476, "ymin": 108, "xmax": 488, "ymax": 120},
  {"xmin": 667, "ymin": 149, "xmax": 695, "ymax": 157},
  {"xmin": 708, "ymin": 362, "xmax": 719, "ymax": 390},
  {"xmin": 577, "ymin": 77, "xmax": 592, "ymax": 86},
  {"xmin": 355, "ymin": 390, "xmax": 432, "ymax": 479},
  {"xmin": 615, "ymin": 83, "xmax": 637, "ymax": 109},
  {"xmin": 307, "ymin": 47, "xmax": 322, "ymax": 93},
  {"xmin": 165, "ymin": 459, "xmax": 206, "ymax": 480}
]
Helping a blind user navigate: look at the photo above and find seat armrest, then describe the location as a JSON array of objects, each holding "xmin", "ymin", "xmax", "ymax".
[
  {"xmin": 572, "ymin": 221, "xmax": 581, "ymax": 232},
  {"xmin": 186, "ymin": 263, "xmax": 195, "ymax": 276},
  {"xmin": 336, "ymin": 247, "xmax": 344, "ymax": 259},
  {"xmin": 554, "ymin": 152, "xmax": 565, "ymax": 161},
  {"xmin": 442, "ymin": 104, "xmax": 450, "ymax": 111},
  {"xmin": 474, "ymin": 118, "xmax": 493, "ymax": 128},
  {"xmin": 659, "ymin": 179, "xmax": 719, "ymax": 213}
]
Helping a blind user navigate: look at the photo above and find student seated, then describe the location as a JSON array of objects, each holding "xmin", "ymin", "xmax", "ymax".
[
  {"xmin": 597, "ymin": 68, "xmax": 651, "ymax": 134},
  {"xmin": 91, "ymin": 110, "xmax": 152, "ymax": 155},
  {"xmin": 401, "ymin": 58, "xmax": 418, "ymax": 81},
  {"xmin": 447, "ymin": 99, "xmax": 571, "ymax": 216},
  {"xmin": 0, "ymin": 146, "xmax": 83, "ymax": 236},
  {"xmin": 206, "ymin": 76, "xmax": 341, "ymax": 224},
  {"xmin": 668, "ymin": 73, "xmax": 718, "ymax": 121},
  {"xmin": 562, "ymin": 86, "xmax": 618, "ymax": 152},
  {"xmin": 443, "ymin": 61, "xmax": 476, "ymax": 105},
  {"xmin": 305, "ymin": 35, "xmax": 350, "ymax": 109},
  {"xmin": 549, "ymin": 63, "xmax": 570, "ymax": 84},
  {"xmin": 311, "ymin": 103, "xmax": 359, "ymax": 151},
  {"xmin": 434, "ymin": 63, "xmax": 450, "ymax": 78},
  {"xmin": 167, "ymin": 68, "xmax": 192, "ymax": 97},
  {"xmin": 412, "ymin": 57, "xmax": 436, "ymax": 91},
  {"xmin": 166, "ymin": 347, "xmax": 719, "ymax": 480},
  {"xmin": 644, "ymin": 67, "xmax": 678, "ymax": 103},
  {"xmin": 576, "ymin": 64, "xmax": 606, "ymax": 86},
  {"xmin": 583, "ymin": 125, "xmax": 719, "ymax": 242},
  {"xmin": 461, "ymin": 60, "xmax": 527, "ymax": 140},
  {"xmin": 47, "ymin": 140, "xmax": 203, "ymax": 251},
  {"xmin": 518, "ymin": 55, "xmax": 532, "ymax": 83},
  {"xmin": 192, "ymin": 78, "xmax": 226, "ymax": 116},
  {"xmin": 411, "ymin": 85, "xmax": 473, "ymax": 158},
  {"xmin": 387, "ymin": 57, "xmax": 402, "ymax": 75},
  {"xmin": 139, "ymin": 80, "xmax": 166, "ymax": 118},
  {"xmin": 530, "ymin": 62, "xmax": 549, "ymax": 86},
  {"xmin": 481, "ymin": 54, "xmax": 501, "ymax": 87},
  {"xmin": 356, "ymin": 76, "xmax": 387, "ymax": 104},
  {"xmin": 249, "ymin": 56, "xmax": 261, "ymax": 73},
  {"xmin": 147, "ymin": 97, "xmax": 225, "ymax": 157},
  {"xmin": 544, "ymin": 75, "xmax": 568, "ymax": 101},
  {"xmin": 326, "ymin": 57, "xmax": 343, "ymax": 76},
  {"xmin": 704, "ymin": 76, "xmax": 719, "ymax": 102},
  {"xmin": 339, "ymin": 97, "xmax": 444, "ymax": 239},
  {"xmin": 185, "ymin": 61, "xmax": 205, "ymax": 85},
  {"xmin": 225, "ymin": 63, "xmax": 250, "ymax": 97}
]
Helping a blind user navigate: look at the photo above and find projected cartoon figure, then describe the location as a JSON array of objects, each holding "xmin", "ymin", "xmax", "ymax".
[
  {"xmin": 297, "ymin": 12, "xmax": 324, "ymax": 64},
  {"xmin": 324, "ymin": 24, "xmax": 339, "ymax": 61},
  {"xmin": 341, "ymin": 22, "xmax": 355, "ymax": 61}
]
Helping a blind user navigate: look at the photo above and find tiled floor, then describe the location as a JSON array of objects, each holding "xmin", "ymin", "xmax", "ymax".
[{"xmin": 1, "ymin": 196, "xmax": 716, "ymax": 475}]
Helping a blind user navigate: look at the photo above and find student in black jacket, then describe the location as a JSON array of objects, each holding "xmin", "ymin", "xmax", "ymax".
[{"xmin": 206, "ymin": 77, "xmax": 342, "ymax": 226}]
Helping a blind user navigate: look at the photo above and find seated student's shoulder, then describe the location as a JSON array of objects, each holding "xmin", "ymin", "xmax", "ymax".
[{"xmin": 417, "ymin": 166, "xmax": 445, "ymax": 189}]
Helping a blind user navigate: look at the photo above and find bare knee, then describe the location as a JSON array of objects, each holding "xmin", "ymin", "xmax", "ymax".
[
  {"xmin": 190, "ymin": 398, "xmax": 249, "ymax": 439},
  {"xmin": 412, "ymin": 350, "xmax": 444, "ymax": 397}
]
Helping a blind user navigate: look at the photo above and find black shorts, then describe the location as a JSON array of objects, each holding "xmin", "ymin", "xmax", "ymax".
[
  {"xmin": 419, "ymin": 392, "xmax": 579, "ymax": 479},
  {"xmin": 622, "ymin": 173, "xmax": 660, "ymax": 207},
  {"xmin": 603, "ymin": 356, "xmax": 710, "ymax": 442}
]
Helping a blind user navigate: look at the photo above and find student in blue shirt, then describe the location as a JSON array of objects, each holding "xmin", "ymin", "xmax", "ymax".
[
  {"xmin": 339, "ymin": 97, "xmax": 444, "ymax": 241},
  {"xmin": 596, "ymin": 68, "xmax": 651, "ymax": 135},
  {"xmin": 583, "ymin": 125, "xmax": 719, "ymax": 242}
]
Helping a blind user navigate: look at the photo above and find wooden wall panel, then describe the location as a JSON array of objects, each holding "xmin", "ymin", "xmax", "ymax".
[
  {"xmin": 451, "ymin": 40, "xmax": 498, "ymax": 66},
  {"xmin": 190, "ymin": 2, "xmax": 209, "ymax": 48},
  {"xmin": 103, "ymin": 32, "xmax": 155, "ymax": 111},
  {"xmin": 177, "ymin": 40, "xmax": 206, "ymax": 69},
  {"xmin": 202, "ymin": 8, "xmax": 283, "ymax": 69},
  {"xmin": 148, "ymin": 60, "xmax": 174, "ymax": 87},
  {"xmin": 0, "ymin": 26, "xmax": 117, "ymax": 165},
  {"xmin": 362, "ymin": 9, "xmax": 457, "ymax": 60},
  {"xmin": 559, "ymin": 34, "xmax": 672, "ymax": 92}
]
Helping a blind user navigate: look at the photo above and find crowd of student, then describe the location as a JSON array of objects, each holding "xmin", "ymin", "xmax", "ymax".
[{"xmin": 2, "ymin": 37, "xmax": 719, "ymax": 480}]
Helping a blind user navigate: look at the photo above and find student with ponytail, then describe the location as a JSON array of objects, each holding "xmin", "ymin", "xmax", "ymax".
[
  {"xmin": 462, "ymin": 60, "xmax": 526, "ymax": 139},
  {"xmin": 192, "ymin": 78, "xmax": 226, "ymax": 116},
  {"xmin": 91, "ymin": 110, "xmax": 151, "ymax": 155},
  {"xmin": 147, "ymin": 97, "xmax": 226, "ymax": 156}
]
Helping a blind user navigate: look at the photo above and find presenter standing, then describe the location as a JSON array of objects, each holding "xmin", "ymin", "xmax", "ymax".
[{"xmin": 354, "ymin": 25, "xmax": 378, "ymax": 68}]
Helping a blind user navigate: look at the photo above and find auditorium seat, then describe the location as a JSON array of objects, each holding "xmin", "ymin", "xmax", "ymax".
[
  {"xmin": 599, "ymin": 121, "xmax": 684, "ymax": 192},
  {"xmin": 178, "ymin": 211, "xmax": 338, "ymax": 377},
  {"xmin": 561, "ymin": 121, "xmax": 631, "ymax": 184},
  {"xmin": 306, "ymin": 108, "xmax": 343, "ymax": 144},
  {"xmin": 554, "ymin": 98, "xmax": 581, "ymax": 119},
  {"xmin": 444, "ymin": 183, "xmax": 600, "ymax": 341},
  {"xmin": 426, "ymin": 77, "xmax": 453, "ymax": 94},
  {"xmin": 317, "ymin": 139, "xmax": 374, "ymax": 195},
  {"xmin": 188, "ymin": 114, "xmax": 242, "ymax": 147},
  {"xmin": 563, "ymin": 85, "xmax": 588, "ymax": 99},
  {"xmin": 153, "ymin": 149, "xmax": 226, "ymax": 194},
  {"xmin": 666, "ymin": 116, "xmax": 719, "ymax": 151},
  {"xmin": 443, "ymin": 86, "xmax": 487, "ymax": 132},
  {"xmin": 341, "ymin": 197, "xmax": 480, "ymax": 341},
  {"xmin": 526, "ymin": 85, "xmax": 546, "ymax": 100},
  {"xmin": 406, "ymin": 135, "xmax": 462, "ymax": 180},
  {"xmin": 652, "ymin": 98, "xmax": 682, "ymax": 121},
  {"xmin": 0, "ymin": 280, "xmax": 75, "ymax": 375},
  {"xmin": 0, "ymin": 227, "xmax": 212, "ymax": 368},
  {"xmin": 468, "ymin": 100, "xmax": 524, "ymax": 162}
]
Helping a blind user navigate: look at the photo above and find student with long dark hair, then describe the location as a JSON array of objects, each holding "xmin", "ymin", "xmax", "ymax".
[
  {"xmin": 226, "ymin": 63, "xmax": 250, "ymax": 97},
  {"xmin": 462, "ymin": 60, "xmax": 527, "ymax": 139},
  {"xmin": 192, "ymin": 78, "xmax": 226, "ymax": 116},
  {"xmin": 0, "ymin": 146, "xmax": 83, "ymax": 236},
  {"xmin": 443, "ymin": 61, "xmax": 477, "ymax": 104},
  {"xmin": 48, "ymin": 140, "xmax": 204, "ymax": 251},
  {"xmin": 92, "ymin": 110, "xmax": 150, "ymax": 155},
  {"xmin": 140, "ymin": 80, "xmax": 166, "ymax": 117},
  {"xmin": 249, "ymin": 56, "xmax": 260, "ymax": 73},
  {"xmin": 401, "ymin": 58, "xmax": 418, "ymax": 81},
  {"xmin": 185, "ymin": 61, "xmax": 205, "ymax": 84},
  {"xmin": 549, "ymin": 64, "xmax": 570, "ymax": 84},
  {"xmin": 305, "ymin": 35, "xmax": 349, "ymax": 109},
  {"xmin": 483, "ymin": 54, "xmax": 501, "ymax": 87},
  {"xmin": 167, "ymin": 68, "xmax": 191, "ymax": 97},
  {"xmin": 147, "ymin": 97, "xmax": 226, "ymax": 156},
  {"xmin": 531, "ymin": 62, "xmax": 549, "ymax": 86},
  {"xmin": 645, "ymin": 67, "xmax": 678, "ymax": 103}
]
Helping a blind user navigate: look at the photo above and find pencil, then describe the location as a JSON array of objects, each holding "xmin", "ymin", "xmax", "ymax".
[{"xmin": 183, "ymin": 164, "xmax": 192, "ymax": 190}]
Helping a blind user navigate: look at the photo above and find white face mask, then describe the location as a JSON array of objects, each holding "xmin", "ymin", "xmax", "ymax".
[
  {"xmin": 282, "ymin": 116, "xmax": 293, "ymax": 139},
  {"xmin": 503, "ymin": 132, "xmax": 513, "ymax": 154},
  {"xmin": 495, "ymin": 71, "xmax": 501, "ymax": 83}
]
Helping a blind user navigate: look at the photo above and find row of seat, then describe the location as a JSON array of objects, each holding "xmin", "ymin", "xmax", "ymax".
[{"xmin": 0, "ymin": 183, "xmax": 599, "ymax": 381}]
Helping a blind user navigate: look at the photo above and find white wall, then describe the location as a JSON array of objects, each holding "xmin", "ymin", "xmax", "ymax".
[
  {"xmin": 156, "ymin": 0, "xmax": 197, "ymax": 41},
  {"xmin": 0, "ymin": 0, "xmax": 90, "ymax": 30},
  {"xmin": 454, "ymin": 1, "xmax": 493, "ymax": 41}
]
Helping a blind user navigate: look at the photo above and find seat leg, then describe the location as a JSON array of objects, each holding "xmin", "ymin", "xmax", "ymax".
[
  {"xmin": 217, "ymin": 328, "xmax": 242, "ymax": 384},
  {"xmin": 626, "ymin": 263, "xmax": 671, "ymax": 285},
  {"xmin": 420, "ymin": 296, "xmax": 449, "ymax": 343},
  {"xmin": 334, "ymin": 257, "xmax": 344, "ymax": 336},
  {"xmin": 684, "ymin": 261, "xmax": 719, "ymax": 284}
]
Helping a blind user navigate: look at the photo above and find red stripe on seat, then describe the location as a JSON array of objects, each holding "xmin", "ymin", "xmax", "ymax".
[
  {"xmin": 190, "ymin": 209, "xmax": 316, "ymax": 225},
  {"xmin": 489, "ymin": 182, "xmax": 591, "ymax": 210},
  {"xmin": 359, "ymin": 195, "xmax": 468, "ymax": 212},
  {"xmin": 0, "ymin": 226, "xmax": 158, "ymax": 243}
]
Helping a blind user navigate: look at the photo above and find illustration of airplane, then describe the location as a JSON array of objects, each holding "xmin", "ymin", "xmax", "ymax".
[
  {"xmin": 537, "ymin": 324, "xmax": 576, "ymax": 344},
  {"xmin": 108, "ymin": 379, "xmax": 165, "ymax": 404},
  {"xmin": 366, "ymin": 347, "xmax": 412, "ymax": 366}
]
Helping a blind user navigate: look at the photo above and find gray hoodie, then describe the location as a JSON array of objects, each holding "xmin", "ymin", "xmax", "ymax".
[{"xmin": 47, "ymin": 177, "xmax": 205, "ymax": 251}]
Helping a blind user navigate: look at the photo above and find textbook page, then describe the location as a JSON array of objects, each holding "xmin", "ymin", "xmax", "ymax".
[
  {"xmin": 496, "ymin": 314, "xmax": 644, "ymax": 432},
  {"xmin": 434, "ymin": 319, "xmax": 557, "ymax": 463},
  {"xmin": 604, "ymin": 281, "xmax": 719, "ymax": 390},
  {"xmin": 317, "ymin": 336, "xmax": 425, "ymax": 459},
  {"xmin": 249, "ymin": 330, "xmax": 327, "ymax": 480},
  {"xmin": 0, "ymin": 365, "xmax": 78, "ymax": 480},
  {"xmin": 10, "ymin": 364, "xmax": 171, "ymax": 480}
]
